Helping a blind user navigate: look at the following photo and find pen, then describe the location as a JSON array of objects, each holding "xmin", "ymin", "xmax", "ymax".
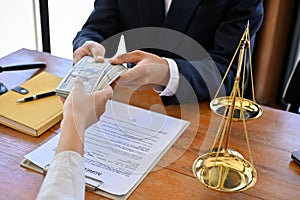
[{"xmin": 16, "ymin": 91, "xmax": 56, "ymax": 103}]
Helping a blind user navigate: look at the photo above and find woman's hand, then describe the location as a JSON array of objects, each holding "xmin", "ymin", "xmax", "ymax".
[
  {"xmin": 57, "ymin": 77, "xmax": 113, "ymax": 155},
  {"xmin": 63, "ymin": 77, "xmax": 113, "ymax": 130}
]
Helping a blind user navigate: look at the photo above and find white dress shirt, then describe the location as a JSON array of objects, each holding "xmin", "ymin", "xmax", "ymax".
[
  {"xmin": 157, "ymin": 0, "xmax": 180, "ymax": 97},
  {"xmin": 157, "ymin": 58, "xmax": 179, "ymax": 96}
]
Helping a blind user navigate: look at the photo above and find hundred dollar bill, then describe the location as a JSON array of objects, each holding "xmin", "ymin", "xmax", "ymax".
[{"xmin": 55, "ymin": 56, "xmax": 127, "ymax": 98}]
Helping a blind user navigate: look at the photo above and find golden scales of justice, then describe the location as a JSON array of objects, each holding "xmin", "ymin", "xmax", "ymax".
[{"xmin": 192, "ymin": 21, "xmax": 263, "ymax": 192}]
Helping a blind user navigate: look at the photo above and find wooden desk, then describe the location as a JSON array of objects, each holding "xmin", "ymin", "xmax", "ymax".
[{"xmin": 0, "ymin": 49, "xmax": 300, "ymax": 200}]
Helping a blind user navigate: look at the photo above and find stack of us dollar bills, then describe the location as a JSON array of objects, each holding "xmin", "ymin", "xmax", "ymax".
[{"xmin": 55, "ymin": 56, "xmax": 127, "ymax": 98}]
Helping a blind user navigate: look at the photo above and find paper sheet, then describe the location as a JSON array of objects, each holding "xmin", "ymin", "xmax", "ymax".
[{"xmin": 24, "ymin": 100, "xmax": 190, "ymax": 196}]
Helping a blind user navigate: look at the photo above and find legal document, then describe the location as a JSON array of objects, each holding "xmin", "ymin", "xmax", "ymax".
[{"xmin": 23, "ymin": 100, "xmax": 190, "ymax": 198}]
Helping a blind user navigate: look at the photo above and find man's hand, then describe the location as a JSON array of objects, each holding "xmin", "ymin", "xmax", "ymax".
[
  {"xmin": 110, "ymin": 50, "xmax": 170, "ymax": 90},
  {"xmin": 73, "ymin": 41, "xmax": 106, "ymax": 65}
]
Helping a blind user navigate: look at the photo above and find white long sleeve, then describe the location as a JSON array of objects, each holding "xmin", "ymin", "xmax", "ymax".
[{"xmin": 36, "ymin": 151, "xmax": 85, "ymax": 200}]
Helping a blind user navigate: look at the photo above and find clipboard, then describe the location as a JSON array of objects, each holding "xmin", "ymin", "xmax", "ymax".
[
  {"xmin": 20, "ymin": 157, "xmax": 142, "ymax": 200},
  {"xmin": 20, "ymin": 100, "xmax": 190, "ymax": 199}
]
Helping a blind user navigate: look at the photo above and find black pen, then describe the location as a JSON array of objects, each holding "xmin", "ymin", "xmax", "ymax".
[{"xmin": 16, "ymin": 91, "xmax": 56, "ymax": 103}]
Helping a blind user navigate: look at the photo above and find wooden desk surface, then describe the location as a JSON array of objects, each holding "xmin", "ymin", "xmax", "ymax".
[{"xmin": 0, "ymin": 49, "xmax": 300, "ymax": 200}]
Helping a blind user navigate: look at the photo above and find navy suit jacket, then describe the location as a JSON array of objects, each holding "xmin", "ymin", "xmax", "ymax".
[{"xmin": 73, "ymin": 0, "xmax": 264, "ymax": 105}]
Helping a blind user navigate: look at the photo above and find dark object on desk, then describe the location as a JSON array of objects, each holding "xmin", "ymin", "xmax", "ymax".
[
  {"xmin": 0, "ymin": 82, "xmax": 8, "ymax": 95},
  {"xmin": 11, "ymin": 86, "xmax": 29, "ymax": 95},
  {"xmin": 16, "ymin": 91, "xmax": 55, "ymax": 103},
  {"xmin": 0, "ymin": 62, "xmax": 46, "ymax": 73},
  {"xmin": 0, "ymin": 62, "xmax": 46, "ymax": 95},
  {"xmin": 291, "ymin": 150, "xmax": 300, "ymax": 166},
  {"xmin": 283, "ymin": 60, "xmax": 300, "ymax": 114}
]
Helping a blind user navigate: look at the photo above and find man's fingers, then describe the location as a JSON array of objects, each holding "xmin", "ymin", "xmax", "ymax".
[
  {"xmin": 110, "ymin": 50, "xmax": 147, "ymax": 64},
  {"xmin": 91, "ymin": 46, "xmax": 105, "ymax": 62},
  {"xmin": 73, "ymin": 49, "xmax": 89, "ymax": 65},
  {"xmin": 84, "ymin": 41, "xmax": 105, "ymax": 62},
  {"xmin": 73, "ymin": 41, "xmax": 106, "ymax": 65},
  {"xmin": 117, "ymin": 68, "xmax": 141, "ymax": 83}
]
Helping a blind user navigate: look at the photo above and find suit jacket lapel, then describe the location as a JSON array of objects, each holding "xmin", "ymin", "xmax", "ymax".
[
  {"xmin": 163, "ymin": 0, "xmax": 203, "ymax": 32},
  {"xmin": 137, "ymin": 0, "xmax": 165, "ymax": 27}
]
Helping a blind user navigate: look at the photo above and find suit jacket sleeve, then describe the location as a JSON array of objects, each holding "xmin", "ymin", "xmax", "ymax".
[
  {"xmin": 73, "ymin": 0, "xmax": 120, "ymax": 51},
  {"xmin": 162, "ymin": 0, "xmax": 264, "ymax": 105}
]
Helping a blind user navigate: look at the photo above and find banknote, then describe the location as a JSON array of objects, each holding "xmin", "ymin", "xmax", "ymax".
[{"xmin": 55, "ymin": 56, "xmax": 127, "ymax": 98}]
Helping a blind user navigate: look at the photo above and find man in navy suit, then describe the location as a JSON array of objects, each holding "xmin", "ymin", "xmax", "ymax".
[{"xmin": 73, "ymin": 0, "xmax": 264, "ymax": 105}]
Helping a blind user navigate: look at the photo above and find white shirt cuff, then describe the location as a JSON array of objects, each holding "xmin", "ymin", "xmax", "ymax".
[{"xmin": 154, "ymin": 58, "xmax": 180, "ymax": 96}]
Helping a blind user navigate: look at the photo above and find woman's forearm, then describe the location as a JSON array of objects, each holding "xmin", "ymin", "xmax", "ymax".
[{"xmin": 56, "ymin": 116, "xmax": 85, "ymax": 156}]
